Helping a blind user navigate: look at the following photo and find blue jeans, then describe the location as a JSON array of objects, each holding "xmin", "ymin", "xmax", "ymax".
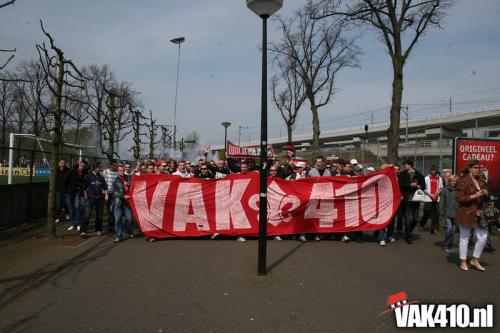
[
  {"xmin": 65, "ymin": 193, "xmax": 86, "ymax": 228},
  {"xmin": 443, "ymin": 217, "xmax": 455, "ymax": 249},
  {"xmin": 378, "ymin": 217, "xmax": 395, "ymax": 242},
  {"xmin": 403, "ymin": 201, "xmax": 420, "ymax": 240},
  {"xmin": 55, "ymin": 190, "xmax": 66, "ymax": 219},
  {"xmin": 114, "ymin": 202, "xmax": 133, "ymax": 239}
]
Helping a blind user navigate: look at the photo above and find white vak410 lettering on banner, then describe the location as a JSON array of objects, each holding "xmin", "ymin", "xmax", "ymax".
[{"xmin": 129, "ymin": 167, "xmax": 402, "ymax": 238}]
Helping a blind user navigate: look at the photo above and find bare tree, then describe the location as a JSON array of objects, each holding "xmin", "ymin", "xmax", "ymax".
[
  {"xmin": 0, "ymin": 0, "xmax": 17, "ymax": 70},
  {"xmin": 15, "ymin": 60, "xmax": 49, "ymax": 139},
  {"xmin": 270, "ymin": 1, "xmax": 360, "ymax": 154},
  {"xmin": 82, "ymin": 64, "xmax": 114, "ymax": 150},
  {"xmin": 316, "ymin": 0, "xmax": 453, "ymax": 163},
  {"xmin": 36, "ymin": 20, "xmax": 85, "ymax": 239},
  {"xmin": 144, "ymin": 110, "xmax": 160, "ymax": 159},
  {"xmin": 100, "ymin": 83, "xmax": 133, "ymax": 164},
  {"xmin": 130, "ymin": 108, "xmax": 147, "ymax": 162},
  {"xmin": 160, "ymin": 125, "xmax": 173, "ymax": 155},
  {"xmin": 0, "ymin": 72, "xmax": 16, "ymax": 145},
  {"xmin": 271, "ymin": 57, "xmax": 306, "ymax": 144}
]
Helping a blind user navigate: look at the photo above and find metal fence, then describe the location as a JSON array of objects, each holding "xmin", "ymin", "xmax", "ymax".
[{"xmin": 0, "ymin": 145, "xmax": 133, "ymax": 185}]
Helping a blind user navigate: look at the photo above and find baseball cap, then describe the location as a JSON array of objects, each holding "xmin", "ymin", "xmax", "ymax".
[
  {"xmin": 350, "ymin": 159, "xmax": 358, "ymax": 165},
  {"xmin": 295, "ymin": 162, "xmax": 306, "ymax": 168}
]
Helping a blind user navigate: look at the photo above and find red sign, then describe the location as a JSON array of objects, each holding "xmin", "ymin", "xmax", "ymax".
[
  {"xmin": 129, "ymin": 168, "xmax": 402, "ymax": 239},
  {"xmin": 454, "ymin": 138, "xmax": 500, "ymax": 194},
  {"xmin": 226, "ymin": 141, "xmax": 275, "ymax": 158}
]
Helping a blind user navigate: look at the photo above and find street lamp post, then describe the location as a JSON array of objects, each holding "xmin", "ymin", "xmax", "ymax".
[
  {"xmin": 221, "ymin": 122, "xmax": 231, "ymax": 157},
  {"xmin": 246, "ymin": 0, "xmax": 283, "ymax": 276},
  {"xmin": 238, "ymin": 125, "xmax": 250, "ymax": 146},
  {"xmin": 171, "ymin": 36, "xmax": 185, "ymax": 150}
]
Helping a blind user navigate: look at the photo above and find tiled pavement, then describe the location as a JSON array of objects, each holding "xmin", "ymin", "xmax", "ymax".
[{"xmin": 0, "ymin": 226, "xmax": 499, "ymax": 332}]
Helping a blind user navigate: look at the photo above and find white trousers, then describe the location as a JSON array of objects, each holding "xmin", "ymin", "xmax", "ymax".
[{"xmin": 458, "ymin": 224, "xmax": 488, "ymax": 260}]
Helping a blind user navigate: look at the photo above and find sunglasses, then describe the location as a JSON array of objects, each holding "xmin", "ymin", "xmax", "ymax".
[
  {"xmin": 201, "ymin": 168, "xmax": 208, "ymax": 170},
  {"xmin": 270, "ymin": 169, "xmax": 278, "ymax": 172}
]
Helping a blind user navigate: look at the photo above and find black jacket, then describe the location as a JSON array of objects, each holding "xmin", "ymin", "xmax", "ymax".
[
  {"xmin": 56, "ymin": 166, "xmax": 69, "ymax": 192},
  {"xmin": 65, "ymin": 167, "xmax": 87, "ymax": 195},
  {"xmin": 398, "ymin": 169, "xmax": 426, "ymax": 202}
]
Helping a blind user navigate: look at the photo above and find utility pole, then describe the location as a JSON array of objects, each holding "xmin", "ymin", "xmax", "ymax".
[
  {"xmin": 449, "ymin": 97, "xmax": 452, "ymax": 117},
  {"xmin": 238, "ymin": 125, "xmax": 250, "ymax": 146}
]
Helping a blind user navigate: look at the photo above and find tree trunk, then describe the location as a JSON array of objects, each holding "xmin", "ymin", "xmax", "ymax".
[
  {"xmin": 46, "ymin": 56, "xmax": 64, "ymax": 240},
  {"xmin": 386, "ymin": 59, "xmax": 404, "ymax": 165},
  {"xmin": 310, "ymin": 100, "xmax": 321, "ymax": 156},
  {"xmin": 287, "ymin": 122, "xmax": 293, "ymax": 144},
  {"xmin": 1, "ymin": 119, "xmax": 6, "ymax": 146}
]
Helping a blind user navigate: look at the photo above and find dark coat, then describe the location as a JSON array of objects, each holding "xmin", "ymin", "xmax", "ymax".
[
  {"xmin": 398, "ymin": 169, "xmax": 426, "ymax": 202},
  {"xmin": 455, "ymin": 175, "xmax": 487, "ymax": 228}
]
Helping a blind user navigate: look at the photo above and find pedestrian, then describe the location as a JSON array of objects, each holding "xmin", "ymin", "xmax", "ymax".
[
  {"xmin": 398, "ymin": 160, "xmax": 426, "ymax": 243},
  {"xmin": 103, "ymin": 162, "xmax": 118, "ymax": 233},
  {"xmin": 304, "ymin": 156, "xmax": 331, "ymax": 242},
  {"xmin": 439, "ymin": 174, "xmax": 459, "ymax": 253},
  {"xmin": 65, "ymin": 161, "xmax": 88, "ymax": 231},
  {"xmin": 269, "ymin": 165, "xmax": 283, "ymax": 242},
  {"xmin": 455, "ymin": 159, "xmax": 489, "ymax": 272},
  {"xmin": 376, "ymin": 164, "xmax": 397, "ymax": 246},
  {"xmin": 112, "ymin": 164, "xmax": 134, "ymax": 242},
  {"xmin": 214, "ymin": 159, "xmax": 230, "ymax": 178},
  {"xmin": 195, "ymin": 164, "xmax": 214, "ymax": 179},
  {"xmin": 419, "ymin": 165, "xmax": 444, "ymax": 234},
  {"xmin": 236, "ymin": 162, "xmax": 252, "ymax": 242},
  {"xmin": 286, "ymin": 162, "xmax": 307, "ymax": 180},
  {"xmin": 81, "ymin": 163, "xmax": 108, "ymax": 236},
  {"xmin": 55, "ymin": 159, "xmax": 69, "ymax": 223},
  {"xmin": 172, "ymin": 161, "xmax": 192, "ymax": 178}
]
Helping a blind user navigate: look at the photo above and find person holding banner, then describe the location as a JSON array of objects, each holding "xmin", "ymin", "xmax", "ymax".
[
  {"xmin": 303, "ymin": 156, "xmax": 331, "ymax": 242},
  {"xmin": 398, "ymin": 160, "xmax": 426, "ymax": 244},
  {"xmin": 113, "ymin": 164, "xmax": 134, "ymax": 242},
  {"xmin": 455, "ymin": 160, "xmax": 489, "ymax": 272}
]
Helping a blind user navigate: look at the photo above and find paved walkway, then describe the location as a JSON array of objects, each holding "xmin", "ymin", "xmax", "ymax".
[{"xmin": 0, "ymin": 224, "xmax": 499, "ymax": 332}]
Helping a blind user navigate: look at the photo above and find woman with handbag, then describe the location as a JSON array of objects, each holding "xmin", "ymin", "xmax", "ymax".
[{"xmin": 455, "ymin": 160, "xmax": 489, "ymax": 272}]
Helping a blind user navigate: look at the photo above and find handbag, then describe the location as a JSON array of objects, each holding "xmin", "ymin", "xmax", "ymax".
[
  {"xmin": 411, "ymin": 189, "xmax": 425, "ymax": 202},
  {"xmin": 476, "ymin": 201, "xmax": 500, "ymax": 229}
]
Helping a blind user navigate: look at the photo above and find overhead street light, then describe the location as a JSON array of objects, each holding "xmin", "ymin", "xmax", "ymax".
[
  {"xmin": 246, "ymin": 0, "xmax": 283, "ymax": 276},
  {"xmin": 170, "ymin": 36, "xmax": 185, "ymax": 150}
]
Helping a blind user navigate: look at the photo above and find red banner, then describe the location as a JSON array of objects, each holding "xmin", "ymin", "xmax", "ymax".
[
  {"xmin": 226, "ymin": 141, "xmax": 275, "ymax": 158},
  {"xmin": 129, "ymin": 167, "xmax": 402, "ymax": 239},
  {"xmin": 454, "ymin": 138, "xmax": 500, "ymax": 194}
]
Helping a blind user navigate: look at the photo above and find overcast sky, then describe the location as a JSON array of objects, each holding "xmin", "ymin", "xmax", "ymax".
[{"xmin": 2, "ymin": 0, "xmax": 500, "ymax": 148}]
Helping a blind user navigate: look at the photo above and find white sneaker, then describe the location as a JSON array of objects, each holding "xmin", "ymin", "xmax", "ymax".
[
  {"xmin": 80, "ymin": 232, "xmax": 87, "ymax": 236},
  {"xmin": 55, "ymin": 218, "xmax": 60, "ymax": 224},
  {"xmin": 236, "ymin": 236, "xmax": 246, "ymax": 242},
  {"xmin": 313, "ymin": 235, "xmax": 321, "ymax": 242},
  {"xmin": 77, "ymin": 226, "xmax": 80, "ymax": 231},
  {"xmin": 380, "ymin": 240, "xmax": 386, "ymax": 246},
  {"xmin": 96, "ymin": 231, "xmax": 102, "ymax": 236},
  {"xmin": 274, "ymin": 236, "xmax": 283, "ymax": 242},
  {"xmin": 210, "ymin": 233, "xmax": 220, "ymax": 240},
  {"xmin": 299, "ymin": 235, "xmax": 307, "ymax": 242},
  {"xmin": 114, "ymin": 238, "xmax": 120, "ymax": 243},
  {"xmin": 389, "ymin": 237, "xmax": 396, "ymax": 243},
  {"xmin": 341, "ymin": 235, "xmax": 350, "ymax": 242},
  {"xmin": 66, "ymin": 214, "xmax": 70, "ymax": 220},
  {"xmin": 67, "ymin": 226, "xmax": 75, "ymax": 231}
]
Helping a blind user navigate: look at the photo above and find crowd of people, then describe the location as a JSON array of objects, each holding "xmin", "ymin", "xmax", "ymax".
[{"xmin": 53, "ymin": 155, "xmax": 498, "ymax": 272}]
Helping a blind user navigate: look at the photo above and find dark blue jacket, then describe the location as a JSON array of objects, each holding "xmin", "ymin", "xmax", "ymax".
[{"xmin": 83, "ymin": 172, "xmax": 107, "ymax": 199}]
